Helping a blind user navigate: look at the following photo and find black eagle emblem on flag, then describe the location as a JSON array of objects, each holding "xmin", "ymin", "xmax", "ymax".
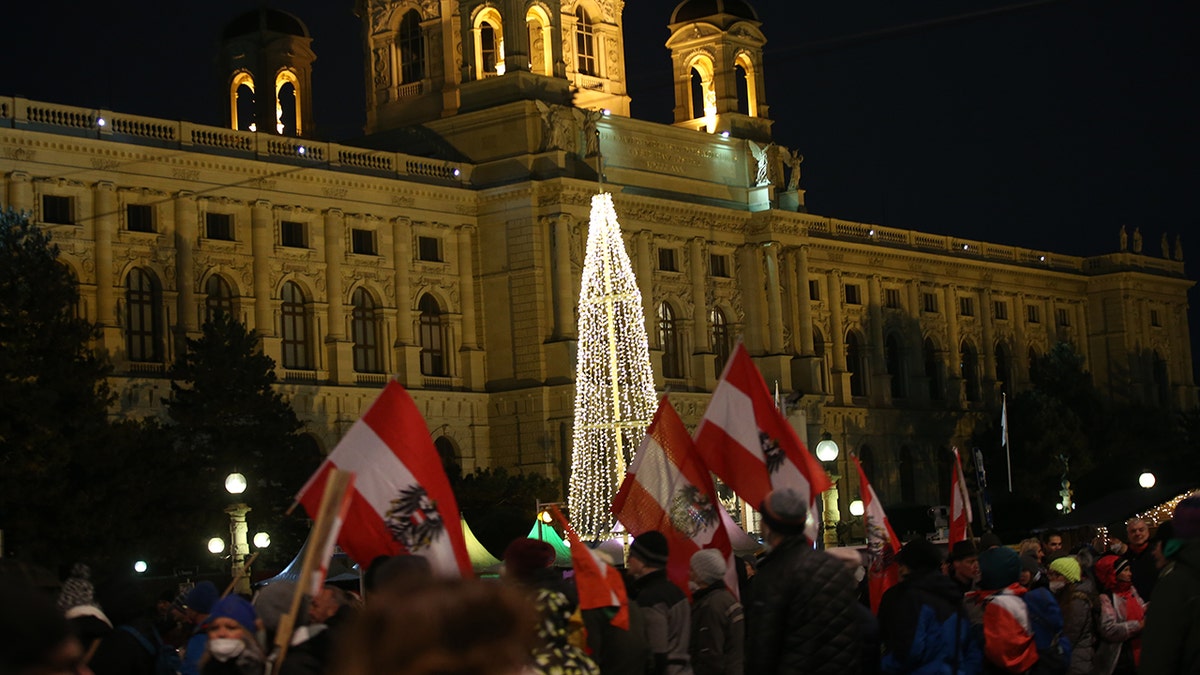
[
  {"xmin": 669, "ymin": 485, "xmax": 719, "ymax": 539},
  {"xmin": 385, "ymin": 485, "xmax": 444, "ymax": 552},
  {"xmin": 760, "ymin": 431, "xmax": 785, "ymax": 474}
]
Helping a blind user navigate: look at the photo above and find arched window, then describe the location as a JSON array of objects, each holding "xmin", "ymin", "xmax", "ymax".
[
  {"xmin": 710, "ymin": 307, "xmax": 730, "ymax": 373},
  {"xmin": 575, "ymin": 7, "xmax": 596, "ymax": 76},
  {"xmin": 352, "ymin": 288, "xmax": 382, "ymax": 374},
  {"xmin": 938, "ymin": 448, "xmax": 953, "ymax": 504},
  {"xmin": 846, "ymin": 331, "xmax": 867, "ymax": 397},
  {"xmin": 435, "ymin": 436, "xmax": 460, "ymax": 478},
  {"xmin": 885, "ymin": 333, "xmax": 907, "ymax": 399},
  {"xmin": 230, "ymin": 71, "xmax": 255, "ymax": 131},
  {"xmin": 924, "ymin": 338, "xmax": 944, "ymax": 401},
  {"xmin": 125, "ymin": 268, "xmax": 162, "ymax": 362},
  {"xmin": 658, "ymin": 302, "xmax": 683, "ymax": 379},
  {"xmin": 687, "ymin": 58, "xmax": 716, "ymax": 130},
  {"xmin": 475, "ymin": 11, "xmax": 503, "ymax": 77},
  {"xmin": 899, "ymin": 445, "xmax": 916, "ymax": 504},
  {"xmin": 995, "ymin": 343, "xmax": 1012, "ymax": 396},
  {"xmin": 399, "ymin": 10, "xmax": 425, "ymax": 84},
  {"xmin": 281, "ymin": 282, "xmax": 312, "ymax": 370},
  {"xmin": 526, "ymin": 7, "xmax": 552, "ymax": 75},
  {"xmin": 961, "ymin": 341, "xmax": 980, "ymax": 402},
  {"xmin": 205, "ymin": 275, "xmax": 235, "ymax": 323},
  {"xmin": 275, "ymin": 70, "xmax": 301, "ymax": 136},
  {"xmin": 419, "ymin": 294, "xmax": 448, "ymax": 376},
  {"xmin": 735, "ymin": 64, "xmax": 750, "ymax": 115}
]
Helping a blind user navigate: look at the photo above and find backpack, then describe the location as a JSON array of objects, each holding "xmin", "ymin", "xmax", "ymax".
[
  {"xmin": 1023, "ymin": 597, "xmax": 1070, "ymax": 675},
  {"xmin": 119, "ymin": 625, "xmax": 183, "ymax": 675}
]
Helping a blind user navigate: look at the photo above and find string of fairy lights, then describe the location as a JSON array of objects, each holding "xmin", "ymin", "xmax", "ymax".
[{"xmin": 567, "ymin": 192, "xmax": 657, "ymax": 541}]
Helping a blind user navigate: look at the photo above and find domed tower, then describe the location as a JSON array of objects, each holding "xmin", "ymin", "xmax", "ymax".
[
  {"xmin": 666, "ymin": 0, "xmax": 771, "ymax": 141},
  {"xmin": 356, "ymin": 0, "xmax": 631, "ymax": 135},
  {"xmin": 218, "ymin": 8, "xmax": 316, "ymax": 137}
]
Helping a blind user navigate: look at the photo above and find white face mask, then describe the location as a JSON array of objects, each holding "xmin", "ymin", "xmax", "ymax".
[
  {"xmin": 209, "ymin": 638, "xmax": 246, "ymax": 662},
  {"xmin": 1049, "ymin": 580, "xmax": 1066, "ymax": 593}
]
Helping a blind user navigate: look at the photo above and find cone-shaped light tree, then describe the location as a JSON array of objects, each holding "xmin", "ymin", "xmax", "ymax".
[{"xmin": 568, "ymin": 193, "xmax": 658, "ymax": 540}]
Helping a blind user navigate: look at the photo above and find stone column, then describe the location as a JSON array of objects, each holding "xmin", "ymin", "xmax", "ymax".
[
  {"xmin": 457, "ymin": 224, "xmax": 485, "ymax": 390},
  {"xmin": 174, "ymin": 192, "xmax": 199, "ymax": 337},
  {"xmin": 690, "ymin": 237, "xmax": 717, "ymax": 389},
  {"xmin": 981, "ymin": 288, "xmax": 997, "ymax": 404},
  {"xmin": 392, "ymin": 217, "xmax": 420, "ymax": 386},
  {"xmin": 636, "ymin": 230, "xmax": 655, "ymax": 340},
  {"xmin": 792, "ymin": 246, "xmax": 822, "ymax": 394},
  {"xmin": 944, "ymin": 284, "xmax": 962, "ymax": 404},
  {"xmin": 553, "ymin": 217, "xmax": 576, "ymax": 340},
  {"xmin": 867, "ymin": 275, "xmax": 888, "ymax": 405},
  {"xmin": 1013, "ymin": 293, "xmax": 1028, "ymax": 385},
  {"xmin": 324, "ymin": 209, "xmax": 354, "ymax": 384},
  {"xmin": 1046, "ymin": 297, "xmax": 1058, "ymax": 346},
  {"xmin": 250, "ymin": 201, "xmax": 280, "ymax": 364},
  {"xmin": 738, "ymin": 244, "xmax": 766, "ymax": 353},
  {"xmin": 764, "ymin": 243, "xmax": 785, "ymax": 354},
  {"xmin": 828, "ymin": 271, "xmax": 850, "ymax": 404},
  {"xmin": 7, "ymin": 171, "xmax": 33, "ymax": 212},
  {"xmin": 93, "ymin": 182, "xmax": 122, "ymax": 352}
]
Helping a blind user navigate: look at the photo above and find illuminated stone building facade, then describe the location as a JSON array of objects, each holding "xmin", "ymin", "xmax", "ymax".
[{"xmin": 0, "ymin": 0, "xmax": 1194, "ymax": 512}]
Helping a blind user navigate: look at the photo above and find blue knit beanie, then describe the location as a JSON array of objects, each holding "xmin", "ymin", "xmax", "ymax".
[
  {"xmin": 979, "ymin": 546, "xmax": 1020, "ymax": 591},
  {"xmin": 207, "ymin": 594, "xmax": 257, "ymax": 633}
]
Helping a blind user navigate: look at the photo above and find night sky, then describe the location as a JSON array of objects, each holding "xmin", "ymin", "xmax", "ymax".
[{"xmin": 4, "ymin": 0, "xmax": 1198, "ymax": 374}]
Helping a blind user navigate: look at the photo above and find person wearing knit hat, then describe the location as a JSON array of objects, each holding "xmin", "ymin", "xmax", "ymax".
[
  {"xmin": 1093, "ymin": 552, "xmax": 1147, "ymax": 673},
  {"xmin": 978, "ymin": 546, "xmax": 1020, "ymax": 591},
  {"xmin": 946, "ymin": 540, "xmax": 981, "ymax": 595},
  {"xmin": 203, "ymin": 594, "xmax": 265, "ymax": 675},
  {"xmin": 1046, "ymin": 555, "xmax": 1097, "ymax": 673},
  {"xmin": 181, "ymin": 581, "xmax": 220, "ymax": 675},
  {"xmin": 745, "ymin": 488, "xmax": 862, "ymax": 673},
  {"xmin": 688, "ymin": 550, "xmax": 743, "ymax": 675},
  {"xmin": 56, "ymin": 563, "xmax": 111, "ymax": 654},
  {"xmin": 879, "ymin": 540, "xmax": 982, "ymax": 673},
  {"xmin": 627, "ymin": 530, "xmax": 692, "ymax": 675},
  {"xmin": 1143, "ymin": 498, "xmax": 1200, "ymax": 674}
]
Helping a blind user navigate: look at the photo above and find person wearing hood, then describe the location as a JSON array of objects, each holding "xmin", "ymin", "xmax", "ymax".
[
  {"xmin": 201, "ymin": 594, "xmax": 265, "ymax": 675},
  {"xmin": 687, "ymin": 549, "xmax": 743, "ymax": 675},
  {"xmin": 1093, "ymin": 553, "xmax": 1146, "ymax": 674},
  {"xmin": 1046, "ymin": 556, "xmax": 1096, "ymax": 675},
  {"xmin": 967, "ymin": 546, "xmax": 1066, "ymax": 674},
  {"xmin": 1140, "ymin": 498, "xmax": 1200, "ymax": 674},
  {"xmin": 878, "ymin": 538, "xmax": 981, "ymax": 674}
]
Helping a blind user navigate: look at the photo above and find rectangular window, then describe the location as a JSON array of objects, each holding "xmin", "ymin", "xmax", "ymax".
[
  {"xmin": 885, "ymin": 288, "xmax": 902, "ymax": 309},
  {"xmin": 351, "ymin": 228, "xmax": 377, "ymax": 255},
  {"xmin": 126, "ymin": 204, "xmax": 155, "ymax": 232},
  {"xmin": 923, "ymin": 292, "xmax": 938, "ymax": 313},
  {"xmin": 41, "ymin": 195, "xmax": 73, "ymax": 225},
  {"xmin": 959, "ymin": 297, "xmax": 975, "ymax": 317},
  {"xmin": 205, "ymin": 213, "xmax": 234, "ymax": 241},
  {"xmin": 1151, "ymin": 309, "xmax": 1162, "ymax": 327},
  {"xmin": 1027, "ymin": 304, "xmax": 1041, "ymax": 324},
  {"xmin": 281, "ymin": 221, "xmax": 307, "ymax": 248},
  {"xmin": 994, "ymin": 301, "xmax": 1008, "ymax": 321},
  {"xmin": 709, "ymin": 253, "xmax": 729, "ymax": 278},
  {"xmin": 1056, "ymin": 308, "xmax": 1070, "ymax": 327},
  {"xmin": 809, "ymin": 279, "xmax": 821, "ymax": 301},
  {"xmin": 845, "ymin": 284, "xmax": 862, "ymax": 305},
  {"xmin": 417, "ymin": 235, "xmax": 442, "ymax": 262},
  {"xmin": 658, "ymin": 248, "xmax": 678, "ymax": 272}
]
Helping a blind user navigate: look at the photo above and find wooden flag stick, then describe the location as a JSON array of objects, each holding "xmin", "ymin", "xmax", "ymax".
[
  {"xmin": 221, "ymin": 551, "xmax": 260, "ymax": 598},
  {"xmin": 272, "ymin": 469, "xmax": 354, "ymax": 674}
]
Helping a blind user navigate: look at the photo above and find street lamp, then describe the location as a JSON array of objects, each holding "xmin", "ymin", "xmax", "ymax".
[
  {"xmin": 813, "ymin": 433, "xmax": 841, "ymax": 549},
  {"xmin": 224, "ymin": 472, "xmax": 252, "ymax": 595},
  {"xmin": 849, "ymin": 499, "xmax": 865, "ymax": 517},
  {"xmin": 1139, "ymin": 472, "xmax": 1156, "ymax": 489}
]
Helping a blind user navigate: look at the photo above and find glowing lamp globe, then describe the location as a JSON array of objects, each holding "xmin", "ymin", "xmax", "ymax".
[
  {"xmin": 224, "ymin": 472, "xmax": 247, "ymax": 495},
  {"xmin": 1139, "ymin": 472, "xmax": 1156, "ymax": 489},
  {"xmin": 133, "ymin": 560, "xmax": 148, "ymax": 573},
  {"xmin": 814, "ymin": 437, "xmax": 839, "ymax": 463},
  {"xmin": 253, "ymin": 532, "xmax": 271, "ymax": 549},
  {"xmin": 539, "ymin": 510, "xmax": 553, "ymax": 524},
  {"xmin": 849, "ymin": 500, "xmax": 865, "ymax": 517},
  {"xmin": 208, "ymin": 537, "xmax": 226, "ymax": 554}
]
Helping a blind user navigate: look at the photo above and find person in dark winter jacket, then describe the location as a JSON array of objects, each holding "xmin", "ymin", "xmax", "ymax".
[
  {"xmin": 745, "ymin": 488, "xmax": 861, "ymax": 675},
  {"xmin": 582, "ymin": 552, "xmax": 651, "ymax": 675},
  {"xmin": 91, "ymin": 579, "xmax": 173, "ymax": 675},
  {"xmin": 1142, "ymin": 498, "xmax": 1200, "ymax": 674},
  {"xmin": 1047, "ymin": 556, "xmax": 1096, "ymax": 675},
  {"xmin": 180, "ymin": 581, "xmax": 219, "ymax": 675},
  {"xmin": 201, "ymin": 594, "xmax": 266, "ymax": 675},
  {"xmin": 688, "ymin": 549, "xmax": 743, "ymax": 675},
  {"xmin": 879, "ymin": 538, "xmax": 982, "ymax": 674},
  {"xmin": 628, "ymin": 531, "xmax": 692, "ymax": 675}
]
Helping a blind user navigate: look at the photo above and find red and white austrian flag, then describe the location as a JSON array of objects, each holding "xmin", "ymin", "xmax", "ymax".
[
  {"xmin": 296, "ymin": 380, "xmax": 473, "ymax": 577},
  {"xmin": 693, "ymin": 343, "xmax": 831, "ymax": 540}
]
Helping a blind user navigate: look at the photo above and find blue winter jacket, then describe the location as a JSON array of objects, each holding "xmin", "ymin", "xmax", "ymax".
[{"xmin": 878, "ymin": 571, "xmax": 983, "ymax": 674}]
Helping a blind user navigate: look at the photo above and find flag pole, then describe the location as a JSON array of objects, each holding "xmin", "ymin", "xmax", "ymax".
[{"xmin": 1002, "ymin": 393, "xmax": 1012, "ymax": 493}]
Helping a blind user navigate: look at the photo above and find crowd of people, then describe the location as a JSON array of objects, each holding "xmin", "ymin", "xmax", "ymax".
[{"xmin": 5, "ymin": 491, "xmax": 1200, "ymax": 675}]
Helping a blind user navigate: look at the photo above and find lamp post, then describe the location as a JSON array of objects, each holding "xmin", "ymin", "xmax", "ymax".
[
  {"xmin": 223, "ymin": 472, "xmax": 253, "ymax": 595},
  {"xmin": 814, "ymin": 433, "xmax": 841, "ymax": 549}
]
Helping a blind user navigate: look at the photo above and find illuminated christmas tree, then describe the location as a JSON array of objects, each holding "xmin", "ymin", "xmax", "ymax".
[{"xmin": 568, "ymin": 193, "xmax": 657, "ymax": 540}]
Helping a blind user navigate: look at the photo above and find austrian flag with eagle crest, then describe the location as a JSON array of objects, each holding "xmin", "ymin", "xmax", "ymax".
[
  {"xmin": 385, "ymin": 484, "xmax": 445, "ymax": 552},
  {"xmin": 669, "ymin": 485, "xmax": 719, "ymax": 539}
]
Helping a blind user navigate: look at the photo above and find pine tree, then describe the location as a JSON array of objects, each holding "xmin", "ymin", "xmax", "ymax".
[
  {"xmin": 567, "ymin": 193, "xmax": 657, "ymax": 540},
  {"xmin": 0, "ymin": 208, "xmax": 116, "ymax": 564},
  {"xmin": 165, "ymin": 312, "xmax": 322, "ymax": 566}
]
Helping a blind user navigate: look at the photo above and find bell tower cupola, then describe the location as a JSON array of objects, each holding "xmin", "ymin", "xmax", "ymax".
[
  {"xmin": 666, "ymin": 0, "xmax": 771, "ymax": 141},
  {"xmin": 218, "ymin": 8, "xmax": 316, "ymax": 137}
]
